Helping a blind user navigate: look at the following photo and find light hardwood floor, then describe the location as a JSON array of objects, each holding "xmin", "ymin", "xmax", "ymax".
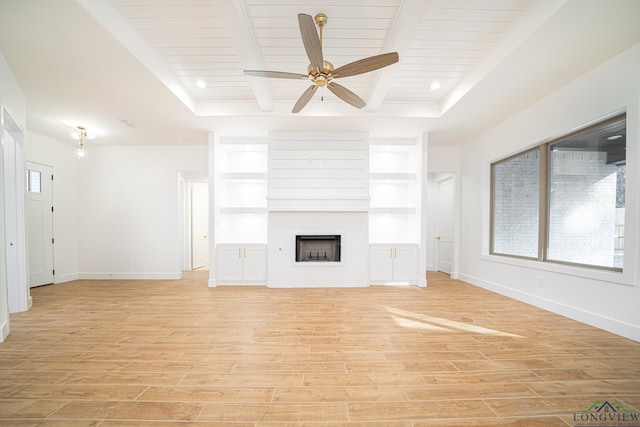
[{"xmin": 1, "ymin": 272, "xmax": 639, "ymax": 426}]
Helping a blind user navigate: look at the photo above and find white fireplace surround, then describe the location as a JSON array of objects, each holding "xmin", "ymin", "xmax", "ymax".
[
  {"xmin": 264, "ymin": 132, "xmax": 371, "ymax": 287},
  {"xmin": 268, "ymin": 211, "xmax": 369, "ymax": 288}
]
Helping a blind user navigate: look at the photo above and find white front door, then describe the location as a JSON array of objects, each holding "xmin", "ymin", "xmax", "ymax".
[
  {"xmin": 190, "ymin": 182, "xmax": 209, "ymax": 269},
  {"xmin": 25, "ymin": 162, "xmax": 54, "ymax": 287},
  {"xmin": 435, "ymin": 175, "xmax": 454, "ymax": 274}
]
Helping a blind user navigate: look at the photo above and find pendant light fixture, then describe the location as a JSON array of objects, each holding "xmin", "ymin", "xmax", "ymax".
[{"xmin": 74, "ymin": 125, "xmax": 88, "ymax": 159}]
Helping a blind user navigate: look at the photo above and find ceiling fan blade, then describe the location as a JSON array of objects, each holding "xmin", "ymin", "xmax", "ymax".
[
  {"xmin": 292, "ymin": 85, "xmax": 318, "ymax": 113},
  {"xmin": 244, "ymin": 70, "xmax": 308, "ymax": 80},
  {"xmin": 332, "ymin": 52, "xmax": 399, "ymax": 78},
  {"xmin": 327, "ymin": 82, "xmax": 366, "ymax": 109},
  {"xmin": 298, "ymin": 14, "xmax": 323, "ymax": 70}
]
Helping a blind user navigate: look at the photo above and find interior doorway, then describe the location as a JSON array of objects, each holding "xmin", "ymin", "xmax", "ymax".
[
  {"xmin": 434, "ymin": 173, "xmax": 455, "ymax": 275},
  {"xmin": 178, "ymin": 172, "xmax": 210, "ymax": 272},
  {"xmin": 189, "ymin": 182, "xmax": 209, "ymax": 270}
]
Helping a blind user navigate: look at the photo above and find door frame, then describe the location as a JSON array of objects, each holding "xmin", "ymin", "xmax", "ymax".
[{"xmin": 2, "ymin": 109, "xmax": 30, "ymax": 314}]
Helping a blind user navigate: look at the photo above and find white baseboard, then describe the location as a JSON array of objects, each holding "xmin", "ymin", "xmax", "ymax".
[
  {"xmin": 270, "ymin": 282, "xmax": 368, "ymax": 288},
  {"xmin": 78, "ymin": 272, "xmax": 183, "ymax": 280},
  {"xmin": 458, "ymin": 273, "xmax": 640, "ymax": 342},
  {"xmin": 1, "ymin": 320, "xmax": 9, "ymax": 342},
  {"xmin": 55, "ymin": 273, "xmax": 79, "ymax": 284}
]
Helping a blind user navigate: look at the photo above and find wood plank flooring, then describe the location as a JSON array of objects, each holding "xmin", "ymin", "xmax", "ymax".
[{"xmin": 1, "ymin": 272, "xmax": 639, "ymax": 426}]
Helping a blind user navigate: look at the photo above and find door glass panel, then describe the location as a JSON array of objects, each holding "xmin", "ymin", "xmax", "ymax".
[{"xmin": 27, "ymin": 169, "xmax": 42, "ymax": 193}]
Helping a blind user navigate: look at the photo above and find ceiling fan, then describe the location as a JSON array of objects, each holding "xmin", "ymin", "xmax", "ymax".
[{"xmin": 243, "ymin": 13, "xmax": 399, "ymax": 113}]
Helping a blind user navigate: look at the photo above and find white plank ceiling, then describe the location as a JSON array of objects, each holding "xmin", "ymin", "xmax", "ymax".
[{"xmin": 104, "ymin": 0, "xmax": 538, "ymax": 114}]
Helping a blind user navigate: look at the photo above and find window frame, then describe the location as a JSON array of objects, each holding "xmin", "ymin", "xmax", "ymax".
[{"xmin": 489, "ymin": 112, "xmax": 626, "ymax": 273}]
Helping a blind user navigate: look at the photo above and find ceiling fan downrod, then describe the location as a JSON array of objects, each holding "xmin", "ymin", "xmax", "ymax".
[
  {"xmin": 315, "ymin": 13, "xmax": 327, "ymax": 45},
  {"xmin": 309, "ymin": 13, "xmax": 333, "ymax": 87}
]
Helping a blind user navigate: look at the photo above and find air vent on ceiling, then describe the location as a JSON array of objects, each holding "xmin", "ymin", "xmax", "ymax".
[{"xmin": 120, "ymin": 119, "xmax": 137, "ymax": 128}]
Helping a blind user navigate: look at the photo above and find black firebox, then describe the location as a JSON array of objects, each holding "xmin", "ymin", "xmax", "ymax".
[{"xmin": 295, "ymin": 235, "xmax": 341, "ymax": 262}]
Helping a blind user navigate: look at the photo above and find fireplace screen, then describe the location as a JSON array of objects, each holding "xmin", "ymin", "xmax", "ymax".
[{"xmin": 296, "ymin": 235, "xmax": 341, "ymax": 262}]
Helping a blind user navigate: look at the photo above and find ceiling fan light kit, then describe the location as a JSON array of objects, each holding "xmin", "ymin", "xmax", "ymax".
[{"xmin": 244, "ymin": 13, "xmax": 399, "ymax": 113}]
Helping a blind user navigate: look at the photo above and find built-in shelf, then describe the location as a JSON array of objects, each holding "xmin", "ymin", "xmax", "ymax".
[
  {"xmin": 369, "ymin": 138, "xmax": 421, "ymax": 245},
  {"xmin": 214, "ymin": 137, "xmax": 269, "ymax": 250}
]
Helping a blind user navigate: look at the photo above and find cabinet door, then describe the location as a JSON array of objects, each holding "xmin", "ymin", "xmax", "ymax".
[
  {"xmin": 243, "ymin": 245, "xmax": 267, "ymax": 282},
  {"xmin": 217, "ymin": 246, "xmax": 243, "ymax": 281},
  {"xmin": 369, "ymin": 246, "xmax": 394, "ymax": 281},
  {"xmin": 393, "ymin": 245, "xmax": 418, "ymax": 282}
]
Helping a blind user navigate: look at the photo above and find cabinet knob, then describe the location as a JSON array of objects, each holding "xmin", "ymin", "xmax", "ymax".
[{"xmin": 436, "ymin": 236, "xmax": 441, "ymax": 240}]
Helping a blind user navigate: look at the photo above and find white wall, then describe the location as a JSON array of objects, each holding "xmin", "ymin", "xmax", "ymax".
[
  {"xmin": 25, "ymin": 131, "xmax": 78, "ymax": 283},
  {"xmin": 458, "ymin": 42, "xmax": 640, "ymax": 341},
  {"xmin": 0, "ymin": 50, "xmax": 27, "ymax": 341},
  {"xmin": 76, "ymin": 144, "xmax": 207, "ymax": 279}
]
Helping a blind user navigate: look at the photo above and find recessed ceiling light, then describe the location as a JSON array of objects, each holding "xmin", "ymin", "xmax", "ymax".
[
  {"xmin": 607, "ymin": 134, "xmax": 622, "ymax": 140},
  {"xmin": 430, "ymin": 82, "xmax": 441, "ymax": 90},
  {"xmin": 195, "ymin": 80, "xmax": 207, "ymax": 88}
]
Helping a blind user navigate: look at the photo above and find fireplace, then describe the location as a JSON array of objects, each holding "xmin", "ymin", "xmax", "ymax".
[{"xmin": 296, "ymin": 235, "xmax": 341, "ymax": 262}]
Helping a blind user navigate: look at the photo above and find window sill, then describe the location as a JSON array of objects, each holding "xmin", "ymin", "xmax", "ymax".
[{"xmin": 480, "ymin": 253, "xmax": 634, "ymax": 287}]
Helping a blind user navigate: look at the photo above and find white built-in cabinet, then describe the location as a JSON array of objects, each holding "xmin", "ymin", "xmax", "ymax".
[
  {"xmin": 368, "ymin": 138, "xmax": 422, "ymax": 285},
  {"xmin": 213, "ymin": 138, "xmax": 268, "ymax": 284},
  {"xmin": 216, "ymin": 244, "xmax": 267, "ymax": 283},
  {"xmin": 369, "ymin": 244, "xmax": 418, "ymax": 283}
]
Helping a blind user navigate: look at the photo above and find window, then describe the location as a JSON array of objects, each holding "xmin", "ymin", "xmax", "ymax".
[
  {"xmin": 26, "ymin": 169, "xmax": 41, "ymax": 193},
  {"xmin": 490, "ymin": 113, "xmax": 626, "ymax": 271},
  {"xmin": 491, "ymin": 149, "xmax": 540, "ymax": 258}
]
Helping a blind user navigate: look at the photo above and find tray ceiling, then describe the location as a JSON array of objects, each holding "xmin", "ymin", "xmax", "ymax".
[{"xmin": 1, "ymin": 0, "xmax": 639, "ymax": 146}]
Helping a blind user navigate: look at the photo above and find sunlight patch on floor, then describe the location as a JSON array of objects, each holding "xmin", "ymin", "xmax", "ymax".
[{"xmin": 385, "ymin": 306, "xmax": 522, "ymax": 337}]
